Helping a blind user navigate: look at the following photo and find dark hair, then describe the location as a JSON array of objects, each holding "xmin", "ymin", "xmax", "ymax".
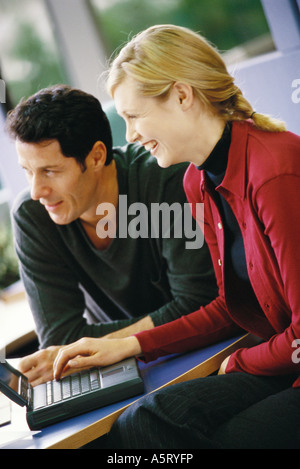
[{"xmin": 5, "ymin": 84, "xmax": 113, "ymax": 167}]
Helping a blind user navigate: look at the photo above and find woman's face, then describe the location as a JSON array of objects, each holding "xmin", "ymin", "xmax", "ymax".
[
  {"xmin": 114, "ymin": 76, "xmax": 214, "ymax": 168},
  {"xmin": 114, "ymin": 76, "xmax": 225, "ymax": 167}
]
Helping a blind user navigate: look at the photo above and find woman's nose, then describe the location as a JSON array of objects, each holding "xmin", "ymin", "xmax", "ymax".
[{"xmin": 126, "ymin": 123, "xmax": 139, "ymax": 143}]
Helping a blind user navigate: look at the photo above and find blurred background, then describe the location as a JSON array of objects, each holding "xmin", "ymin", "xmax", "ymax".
[
  {"xmin": 0, "ymin": 0, "xmax": 272, "ymax": 108},
  {"xmin": 0, "ymin": 0, "xmax": 299, "ymax": 291}
]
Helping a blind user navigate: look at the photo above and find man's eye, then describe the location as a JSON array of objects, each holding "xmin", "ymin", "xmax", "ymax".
[{"xmin": 44, "ymin": 170, "xmax": 56, "ymax": 176}]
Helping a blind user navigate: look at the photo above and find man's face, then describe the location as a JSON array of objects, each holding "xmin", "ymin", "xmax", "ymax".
[{"xmin": 16, "ymin": 139, "xmax": 99, "ymax": 225}]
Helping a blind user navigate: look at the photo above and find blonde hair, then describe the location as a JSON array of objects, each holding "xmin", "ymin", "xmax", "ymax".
[{"xmin": 106, "ymin": 24, "xmax": 286, "ymax": 132}]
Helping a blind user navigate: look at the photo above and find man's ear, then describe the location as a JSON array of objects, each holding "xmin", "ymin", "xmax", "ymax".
[
  {"xmin": 172, "ymin": 82, "xmax": 194, "ymax": 111},
  {"xmin": 89, "ymin": 141, "xmax": 107, "ymax": 169}
]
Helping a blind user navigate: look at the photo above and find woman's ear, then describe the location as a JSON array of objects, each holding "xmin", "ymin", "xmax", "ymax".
[{"xmin": 172, "ymin": 82, "xmax": 194, "ymax": 111}]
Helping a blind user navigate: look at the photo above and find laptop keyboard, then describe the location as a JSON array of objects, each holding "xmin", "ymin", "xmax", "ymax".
[{"xmin": 33, "ymin": 369, "xmax": 102, "ymax": 409}]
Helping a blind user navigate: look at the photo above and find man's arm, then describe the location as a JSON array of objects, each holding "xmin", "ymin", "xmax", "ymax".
[
  {"xmin": 103, "ymin": 315, "xmax": 154, "ymax": 338},
  {"xmin": 12, "ymin": 192, "xmax": 144, "ymax": 349},
  {"xmin": 129, "ymin": 146, "xmax": 218, "ymax": 329}
]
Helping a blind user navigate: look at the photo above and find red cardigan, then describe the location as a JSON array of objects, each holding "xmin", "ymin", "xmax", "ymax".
[{"xmin": 135, "ymin": 121, "xmax": 300, "ymax": 387}]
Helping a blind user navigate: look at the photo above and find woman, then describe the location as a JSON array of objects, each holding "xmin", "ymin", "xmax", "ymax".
[{"xmin": 54, "ymin": 25, "xmax": 300, "ymax": 448}]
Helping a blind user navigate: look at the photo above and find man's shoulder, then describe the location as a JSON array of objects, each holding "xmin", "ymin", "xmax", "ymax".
[
  {"xmin": 12, "ymin": 187, "xmax": 33, "ymax": 214},
  {"xmin": 11, "ymin": 187, "xmax": 50, "ymax": 225},
  {"xmin": 114, "ymin": 143, "xmax": 188, "ymax": 186}
]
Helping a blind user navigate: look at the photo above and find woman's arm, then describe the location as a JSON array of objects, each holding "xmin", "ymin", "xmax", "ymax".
[{"xmin": 227, "ymin": 175, "xmax": 300, "ymax": 379}]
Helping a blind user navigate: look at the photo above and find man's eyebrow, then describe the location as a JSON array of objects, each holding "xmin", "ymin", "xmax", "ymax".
[
  {"xmin": 20, "ymin": 163, "xmax": 62, "ymax": 170},
  {"xmin": 40, "ymin": 164, "xmax": 62, "ymax": 169}
]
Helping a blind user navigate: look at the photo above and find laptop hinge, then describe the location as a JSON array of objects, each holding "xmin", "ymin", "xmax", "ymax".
[{"xmin": 27, "ymin": 385, "xmax": 33, "ymax": 409}]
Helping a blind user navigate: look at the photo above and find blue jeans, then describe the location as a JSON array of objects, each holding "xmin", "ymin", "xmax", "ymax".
[{"xmin": 104, "ymin": 372, "xmax": 300, "ymax": 449}]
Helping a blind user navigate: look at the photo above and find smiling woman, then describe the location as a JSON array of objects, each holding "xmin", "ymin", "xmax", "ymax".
[
  {"xmin": 113, "ymin": 76, "xmax": 227, "ymax": 168},
  {"xmin": 54, "ymin": 23, "xmax": 300, "ymax": 450}
]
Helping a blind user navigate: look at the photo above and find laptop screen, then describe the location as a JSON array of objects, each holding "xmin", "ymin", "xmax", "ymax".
[
  {"xmin": 0, "ymin": 363, "xmax": 19, "ymax": 392},
  {"xmin": 0, "ymin": 362, "xmax": 27, "ymax": 406}
]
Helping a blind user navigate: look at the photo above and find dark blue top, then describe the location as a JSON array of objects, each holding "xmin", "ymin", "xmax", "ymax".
[{"xmin": 199, "ymin": 123, "xmax": 249, "ymax": 281}]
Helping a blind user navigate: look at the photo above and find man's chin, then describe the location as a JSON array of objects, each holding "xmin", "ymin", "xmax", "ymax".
[{"xmin": 48, "ymin": 212, "xmax": 72, "ymax": 225}]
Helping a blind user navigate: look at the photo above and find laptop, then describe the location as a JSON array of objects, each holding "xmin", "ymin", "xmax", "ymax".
[{"xmin": 0, "ymin": 358, "xmax": 144, "ymax": 430}]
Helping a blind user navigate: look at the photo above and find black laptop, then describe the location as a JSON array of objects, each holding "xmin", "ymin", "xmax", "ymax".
[{"xmin": 0, "ymin": 358, "xmax": 144, "ymax": 430}]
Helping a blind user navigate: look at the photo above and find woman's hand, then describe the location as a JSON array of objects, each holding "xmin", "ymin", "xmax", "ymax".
[{"xmin": 53, "ymin": 336, "xmax": 141, "ymax": 380}]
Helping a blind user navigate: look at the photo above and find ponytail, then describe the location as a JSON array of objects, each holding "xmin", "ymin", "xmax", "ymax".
[
  {"xmin": 250, "ymin": 111, "xmax": 286, "ymax": 132},
  {"xmin": 215, "ymin": 85, "xmax": 286, "ymax": 132}
]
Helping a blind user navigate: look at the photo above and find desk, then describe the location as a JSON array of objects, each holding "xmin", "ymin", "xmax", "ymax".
[{"xmin": 0, "ymin": 333, "xmax": 255, "ymax": 449}]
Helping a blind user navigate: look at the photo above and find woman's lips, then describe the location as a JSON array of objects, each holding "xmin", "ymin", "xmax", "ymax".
[
  {"xmin": 143, "ymin": 140, "xmax": 159, "ymax": 155},
  {"xmin": 150, "ymin": 142, "xmax": 158, "ymax": 155}
]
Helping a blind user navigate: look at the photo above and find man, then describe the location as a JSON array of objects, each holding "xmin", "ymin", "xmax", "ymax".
[{"xmin": 6, "ymin": 85, "xmax": 217, "ymax": 385}]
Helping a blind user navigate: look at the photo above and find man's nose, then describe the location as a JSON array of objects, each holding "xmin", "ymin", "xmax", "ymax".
[{"xmin": 30, "ymin": 175, "xmax": 51, "ymax": 201}]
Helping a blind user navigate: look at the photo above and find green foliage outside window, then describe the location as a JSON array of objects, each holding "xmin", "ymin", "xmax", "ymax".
[
  {"xmin": 0, "ymin": 0, "xmax": 68, "ymax": 107},
  {"xmin": 91, "ymin": 0, "xmax": 270, "ymax": 56},
  {"xmin": 0, "ymin": 224, "xmax": 19, "ymax": 290},
  {"xmin": 5, "ymin": 22, "xmax": 68, "ymax": 108}
]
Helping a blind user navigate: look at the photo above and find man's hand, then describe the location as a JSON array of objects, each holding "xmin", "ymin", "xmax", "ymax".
[
  {"xmin": 53, "ymin": 336, "xmax": 141, "ymax": 381},
  {"xmin": 218, "ymin": 355, "xmax": 230, "ymax": 375},
  {"xmin": 19, "ymin": 346, "xmax": 61, "ymax": 387}
]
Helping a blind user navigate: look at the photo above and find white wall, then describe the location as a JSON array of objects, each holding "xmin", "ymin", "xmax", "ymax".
[
  {"xmin": 231, "ymin": 0, "xmax": 300, "ymax": 134},
  {"xmin": 0, "ymin": 105, "xmax": 27, "ymax": 204}
]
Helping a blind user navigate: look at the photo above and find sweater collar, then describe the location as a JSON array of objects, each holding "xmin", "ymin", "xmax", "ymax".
[
  {"xmin": 198, "ymin": 121, "xmax": 249, "ymax": 200},
  {"xmin": 198, "ymin": 122, "xmax": 231, "ymax": 177}
]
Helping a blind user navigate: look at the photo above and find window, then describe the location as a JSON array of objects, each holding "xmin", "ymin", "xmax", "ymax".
[
  {"xmin": 0, "ymin": 0, "xmax": 69, "ymax": 288},
  {"xmin": 0, "ymin": 0, "xmax": 274, "ymax": 291},
  {"xmin": 89, "ymin": 0, "xmax": 272, "ymax": 63},
  {"xmin": 0, "ymin": 0, "xmax": 68, "ymax": 107}
]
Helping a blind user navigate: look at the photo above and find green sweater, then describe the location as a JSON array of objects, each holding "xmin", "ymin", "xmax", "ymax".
[{"xmin": 12, "ymin": 143, "xmax": 217, "ymax": 348}]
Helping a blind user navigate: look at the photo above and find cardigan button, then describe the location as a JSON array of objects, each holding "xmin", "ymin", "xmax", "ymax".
[
  {"xmin": 217, "ymin": 222, "xmax": 222, "ymax": 230},
  {"xmin": 249, "ymin": 262, "xmax": 254, "ymax": 270},
  {"xmin": 218, "ymin": 259, "xmax": 222, "ymax": 266}
]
